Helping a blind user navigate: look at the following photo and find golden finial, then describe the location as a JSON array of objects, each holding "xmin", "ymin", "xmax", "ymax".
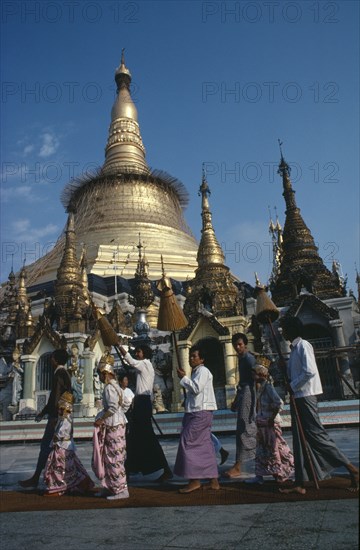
[{"xmin": 157, "ymin": 256, "xmax": 172, "ymax": 292}]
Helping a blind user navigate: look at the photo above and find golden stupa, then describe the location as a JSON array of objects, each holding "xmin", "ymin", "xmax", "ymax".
[{"xmin": 23, "ymin": 51, "xmax": 199, "ymax": 288}]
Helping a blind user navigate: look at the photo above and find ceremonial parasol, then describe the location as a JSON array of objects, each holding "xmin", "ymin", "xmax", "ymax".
[
  {"xmin": 91, "ymin": 302, "xmax": 124, "ymax": 363},
  {"xmin": 157, "ymin": 257, "xmax": 189, "ymax": 386},
  {"xmin": 255, "ymin": 282, "xmax": 320, "ymax": 489}
]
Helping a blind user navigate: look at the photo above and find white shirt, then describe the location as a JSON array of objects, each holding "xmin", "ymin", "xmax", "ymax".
[
  {"xmin": 52, "ymin": 415, "xmax": 75, "ymax": 451},
  {"xmin": 180, "ymin": 364, "xmax": 217, "ymax": 413},
  {"xmin": 287, "ymin": 337, "xmax": 323, "ymax": 398},
  {"xmin": 124, "ymin": 352, "xmax": 155, "ymax": 397},
  {"xmin": 121, "ymin": 387, "xmax": 135, "ymax": 413},
  {"xmin": 96, "ymin": 379, "xmax": 127, "ymax": 426}
]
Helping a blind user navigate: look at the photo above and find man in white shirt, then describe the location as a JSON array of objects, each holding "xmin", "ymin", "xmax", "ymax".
[
  {"xmin": 174, "ymin": 343, "xmax": 219, "ymax": 493},
  {"xmin": 279, "ymin": 316, "xmax": 358, "ymax": 494},
  {"xmin": 118, "ymin": 344, "xmax": 172, "ymax": 482}
]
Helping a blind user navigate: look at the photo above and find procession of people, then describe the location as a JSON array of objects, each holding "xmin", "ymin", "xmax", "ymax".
[{"xmin": 19, "ymin": 324, "xmax": 358, "ymax": 498}]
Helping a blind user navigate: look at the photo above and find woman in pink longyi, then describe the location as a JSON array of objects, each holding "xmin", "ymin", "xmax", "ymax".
[
  {"xmin": 92, "ymin": 362, "xmax": 129, "ymax": 500},
  {"xmin": 44, "ymin": 391, "xmax": 94, "ymax": 496}
]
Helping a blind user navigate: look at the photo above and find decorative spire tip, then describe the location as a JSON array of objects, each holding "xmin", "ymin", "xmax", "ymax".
[
  {"xmin": 278, "ymin": 138, "xmax": 284, "ymax": 161},
  {"xmin": 202, "ymin": 163, "xmax": 206, "ymax": 183}
]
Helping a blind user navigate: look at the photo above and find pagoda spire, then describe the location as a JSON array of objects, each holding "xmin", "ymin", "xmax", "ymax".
[
  {"xmin": 197, "ymin": 167, "xmax": 226, "ymax": 267},
  {"xmin": 356, "ymin": 266, "xmax": 360, "ymax": 306},
  {"xmin": 15, "ymin": 261, "xmax": 35, "ymax": 338},
  {"xmin": 269, "ymin": 206, "xmax": 283, "ymax": 285},
  {"xmin": 102, "ymin": 49, "xmax": 149, "ymax": 176},
  {"xmin": 54, "ymin": 213, "xmax": 88, "ymax": 330},
  {"xmin": 183, "ymin": 168, "xmax": 243, "ymax": 320},
  {"xmin": 80, "ymin": 244, "xmax": 90, "ymax": 305},
  {"xmin": 270, "ymin": 143, "xmax": 344, "ymax": 305},
  {"xmin": 17, "ymin": 261, "xmax": 30, "ymax": 311}
]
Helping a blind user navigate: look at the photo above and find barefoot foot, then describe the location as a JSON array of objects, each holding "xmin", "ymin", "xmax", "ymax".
[
  {"xmin": 203, "ymin": 480, "xmax": 220, "ymax": 490},
  {"xmin": 179, "ymin": 480, "xmax": 201, "ymax": 494},
  {"xmin": 223, "ymin": 468, "xmax": 241, "ymax": 478}
]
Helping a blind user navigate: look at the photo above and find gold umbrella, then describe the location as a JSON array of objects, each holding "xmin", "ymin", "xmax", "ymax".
[
  {"xmin": 91, "ymin": 302, "xmax": 123, "ymax": 360},
  {"xmin": 157, "ymin": 256, "xmax": 188, "ymax": 376}
]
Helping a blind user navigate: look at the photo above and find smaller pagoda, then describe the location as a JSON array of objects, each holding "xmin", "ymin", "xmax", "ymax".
[{"xmin": 270, "ymin": 147, "xmax": 344, "ymax": 306}]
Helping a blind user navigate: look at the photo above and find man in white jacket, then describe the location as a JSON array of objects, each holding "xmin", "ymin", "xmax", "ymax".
[
  {"xmin": 174, "ymin": 342, "xmax": 220, "ymax": 493},
  {"xmin": 279, "ymin": 316, "xmax": 358, "ymax": 494}
]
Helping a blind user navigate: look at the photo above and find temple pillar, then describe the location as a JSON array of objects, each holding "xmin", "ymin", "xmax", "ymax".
[
  {"xmin": 81, "ymin": 349, "xmax": 98, "ymax": 416},
  {"xmin": 221, "ymin": 337, "xmax": 237, "ymax": 407},
  {"xmin": 20, "ymin": 354, "xmax": 37, "ymax": 410},
  {"xmin": 329, "ymin": 319, "xmax": 353, "ymax": 398}
]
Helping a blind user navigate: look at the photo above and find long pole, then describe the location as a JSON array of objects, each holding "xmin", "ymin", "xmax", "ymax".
[
  {"xmin": 113, "ymin": 248, "xmax": 118, "ymax": 300},
  {"xmin": 172, "ymin": 331, "xmax": 187, "ymax": 402},
  {"xmin": 267, "ymin": 318, "xmax": 320, "ymax": 490},
  {"xmin": 334, "ymin": 357, "xmax": 359, "ymax": 398}
]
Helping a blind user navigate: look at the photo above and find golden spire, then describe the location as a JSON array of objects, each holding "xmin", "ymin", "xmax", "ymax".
[
  {"xmin": 17, "ymin": 262, "xmax": 29, "ymax": 312},
  {"xmin": 270, "ymin": 141, "xmax": 344, "ymax": 305},
  {"xmin": 102, "ymin": 49, "xmax": 149, "ymax": 176},
  {"xmin": 56, "ymin": 213, "xmax": 81, "ymax": 283},
  {"xmin": 80, "ymin": 244, "xmax": 90, "ymax": 305},
  {"xmin": 183, "ymin": 168, "xmax": 243, "ymax": 320},
  {"xmin": 197, "ymin": 167, "xmax": 225, "ymax": 267},
  {"xmin": 54, "ymin": 213, "xmax": 87, "ymax": 329},
  {"xmin": 14, "ymin": 261, "xmax": 35, "ymax": 337}
]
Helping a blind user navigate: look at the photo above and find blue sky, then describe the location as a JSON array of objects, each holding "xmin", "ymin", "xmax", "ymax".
[{"xmin": 1, "ymin": 0, "xmax": 359, "ymax": 293}]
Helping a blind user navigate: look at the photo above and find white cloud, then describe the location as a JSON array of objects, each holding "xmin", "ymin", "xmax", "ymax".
[
  {"xmin": 0, "ymin": 185, "xmax": 46, "ymax": 203},
  {"xmin": 10, "ymin": 219, "xmax": 59, "ymax": 241},
  {"xmin": 23, "ymin": 144, "xmax": 34, "ymax": 156},
  {"xmin": 39, "ymin": 132, "xmax": 60, "ymax": 158}
]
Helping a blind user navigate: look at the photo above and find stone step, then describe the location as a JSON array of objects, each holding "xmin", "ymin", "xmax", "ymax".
[{"xmin": 0, "ymin": 399, "xmax": 358, "ymax": 442}]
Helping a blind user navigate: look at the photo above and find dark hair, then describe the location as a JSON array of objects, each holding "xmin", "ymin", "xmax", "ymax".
[
  {"xmin": 135, "ymin": 345, "xmax": 153, "ymax": 360},
  {"xmin": 189, "ymin": 343, "xmax": 206, "ymax": 362},
  {"xmin": 52, "ymin": 349, "xmax": 69, "ymax": 365},
  {"xmin": 118, "ymin": 373, "xmax": 129, "ymax": 382},
  {"xmin": 231, "ymin": 332, "xmax": 248, "ymax": 347},
  {"xmin": 280, "ymin": 316, "xmax": 304, "ymax": 339}
]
